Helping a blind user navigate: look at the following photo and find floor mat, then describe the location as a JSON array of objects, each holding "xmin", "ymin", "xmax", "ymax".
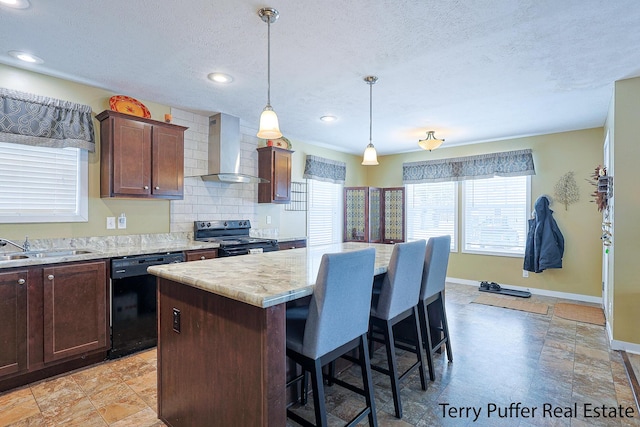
[
  {"xmin": 553, "ymin": 302, "xmax": 605, "ymax": 326},
  {"xmin": 472, "ymin": 293, "xmax": 549, "ymax": 315}
]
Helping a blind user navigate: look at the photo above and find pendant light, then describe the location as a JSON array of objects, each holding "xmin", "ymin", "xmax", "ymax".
[
  {"xmin": 257, "ymin": 7, "xmax": 282, "ymax": 139},
  {"xmin": 361, "ymin": 76, "xmax": 379, "ymax": 166},
  {"xmin": 418, "ymin": 130, "xmax": 445, "ymax": 151}
]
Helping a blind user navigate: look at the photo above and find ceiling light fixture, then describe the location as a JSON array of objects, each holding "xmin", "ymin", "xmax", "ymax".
[
  {"xmin": 361, "ymin": 76, "xmax": 379, "ymax": 166},
  {"xmin": 208, "ymin": 72, "xmax": 233, "ymax": 83},
  {"xmin": 320, "ymin": 115, "xmax": 337, "ymax": 122},
  {"xmin": 418, "ymin": 130, "xmax": 445, "ymax": 151},
  {"xmin": 256, "ymin": 7, "xmax": 282, "ymax": 139},
  {"xmin": 8, "ymin": 50, "xmax": 43, "ymax": 64},
  {"xmin": 0, "ymin": 0, "xmax": 30, "ymax": 9}
]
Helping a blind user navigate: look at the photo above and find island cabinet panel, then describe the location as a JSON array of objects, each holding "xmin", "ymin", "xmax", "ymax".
[
  {"xmin": 97, "ymin": 110, "xmax": 187, "ymax": 200},
  {"xmin": 0, "ymin": 270, "xmax": 28, "ymax": 377},
  {"xmin": 42, "ymin": 261, "xmax": 108, "ymax": 363},
  {"xmin": 158, "ymin": 278, "xmax": 285, "ymax": 427}
]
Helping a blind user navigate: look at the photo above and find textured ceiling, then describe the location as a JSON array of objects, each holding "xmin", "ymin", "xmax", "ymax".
[{"xmin": 1, "ymin": 1, "xmax": 639, "ymax": 155}]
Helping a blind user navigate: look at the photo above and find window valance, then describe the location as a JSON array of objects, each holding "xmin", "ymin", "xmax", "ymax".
[
  {"xmin": 303, "ymin": 155, "xmax": 346, "ymax": 184},
  {"xmin": 403, "ymin": 148, "xmax": 535, "ymax": 184},
  {"xmin": 0, "ymin": 88, "xmax": 95, "ymax": 152}
]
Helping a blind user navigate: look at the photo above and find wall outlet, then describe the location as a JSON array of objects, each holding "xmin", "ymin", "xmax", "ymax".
[
  {"xmin": 522, "ymin": 270, "xmax": 529, "ymax": 278},
  {"xmin": 266, "ymin": 215, "xmax": 272, "ymax": 225},
  {"xmin": 106, "ymin": 217, "xmax": 116, "ymax": 229},
  {"xmin": 118, "ymin": 213, "xmax": 127, "ymax": 229}
]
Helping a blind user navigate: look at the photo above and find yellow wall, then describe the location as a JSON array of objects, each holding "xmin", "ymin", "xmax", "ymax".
[
  {"xmin": 373, "ymin": 129, "xmax": 605, "ymax": 297},
  {"xmin": 0, "ymin": 64, "xmax": 172, "ymax": 241},
  {"xmin": 610, "ymin": 77, "xmax": 640, "ymax": 343}
]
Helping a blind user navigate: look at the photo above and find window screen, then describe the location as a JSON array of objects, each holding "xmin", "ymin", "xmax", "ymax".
[
  {"xmin": 307, "ymin": 179, "xmax": 343, "ymax": 246},
  {"xmin": 462, "ymin": 175, "xmax": 530, "ymax": 256},
  {"xmin": 406, "ymin": 182, "xmax": 457, "ymax": 251},
  {"xmin": 0, "ymin": 142, "xmax": 88, "ymax": 223}
]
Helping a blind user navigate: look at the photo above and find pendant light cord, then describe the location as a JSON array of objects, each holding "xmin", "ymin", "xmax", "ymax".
[
  {"xmin": 369, "ymin": 81, "xmax": 373, "ymax": 145},
  {"xmin": 266, "ymin": 18, "xmax": 271, "ymax": 107}
]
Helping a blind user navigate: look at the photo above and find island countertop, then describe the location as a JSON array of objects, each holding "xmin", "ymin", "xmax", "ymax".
[{"xmin": 147, "ymin": 242, "xmax": 395, "ymax": 308}]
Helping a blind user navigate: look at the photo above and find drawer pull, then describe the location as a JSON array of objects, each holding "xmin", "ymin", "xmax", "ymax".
[
  {"xmin": 144, "ymin": 185, "xmax": 149, "ymax": 190},
  {"xmin": 17, "ymin": 278, "xmax": 25, "ymax": 285},
  {"xmin": 155, "ymin": 186, "xmax": 160, "ymax": 190},
  {"xmin": 200, "ymin": 256, "xmax": 206, "ymax": 260},
  {"xmin": 47, "ymin": 274, "xmax": 54, "ymax": 281}
]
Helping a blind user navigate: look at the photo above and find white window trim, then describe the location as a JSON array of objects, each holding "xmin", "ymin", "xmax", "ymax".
[{"xmin": 461, "ymin": 175, "xmax": 531, "ymax": 258}]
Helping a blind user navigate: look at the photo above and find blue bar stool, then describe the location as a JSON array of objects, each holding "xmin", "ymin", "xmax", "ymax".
[
  {"xmin": 418, "ymin": 235, "xmax": 453, "ymax": 381},
  {"xmin": 286, "ymin": 248, "xmax": 377, "ymax": 427},
  {"xmin": 368, "ymin": 239, "xmax": 427, "ymax": 419}
]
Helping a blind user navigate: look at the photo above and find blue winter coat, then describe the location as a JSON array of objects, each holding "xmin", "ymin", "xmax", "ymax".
[{"xmin": 523, "ymin": 196, "xmax": 564, "ymax": 273}]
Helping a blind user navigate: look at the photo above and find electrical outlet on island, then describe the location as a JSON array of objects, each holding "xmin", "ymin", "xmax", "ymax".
[
  {"xmin": 106, "ymin": 217, "xmax": 116, "ymax": 229},
  {"xmin": 118, "ymin": 213, "xmax": 127, "ymax": 229}
]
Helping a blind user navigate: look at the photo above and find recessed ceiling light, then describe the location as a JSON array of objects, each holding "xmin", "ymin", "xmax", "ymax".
[
  {"xmin": 0, "ymin": 0, "xmax": 30, "ymax": 9},
  {"xmin": 8, "ymin": 50, "xmax": 43, "ymax": 64},
  {"xmin": 208, "ymin": 73, "xmax": 233, "ymax": 84},
  {"xmin": 320, "ymin": 115, "xmax": 337, "ymax": 122}
]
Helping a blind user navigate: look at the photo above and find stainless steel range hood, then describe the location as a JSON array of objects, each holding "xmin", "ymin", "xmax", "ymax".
[{"xmin": 200, "ymin": 113, "xmax": 268, "ymax": 184}]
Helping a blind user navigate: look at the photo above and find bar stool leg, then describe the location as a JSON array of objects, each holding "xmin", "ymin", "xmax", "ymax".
[{"xmin": 382, "ymin": 320, "xmax": 402, "ymax": 419}]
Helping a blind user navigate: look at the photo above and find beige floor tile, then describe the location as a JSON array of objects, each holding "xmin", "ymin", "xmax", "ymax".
[
  {"xmin": 124, "ymin": 370, "xmax": 156, "ymax": 394},
  {"xmin": 0, "ymin": 399, "xmax": 40, "ymax": 426},
  {"xmin": 108, "ymin": 407, "xmax": 163, "ymax": 427},
  {"xmin": 71, "ymin": 363, "xmax": 122, "ymax": 396},
  {"xmin": 96, "ymin": 393, "xmax": 149, "ymax": 424},
  {"xmin": 88, "ymin": 382, "xmax": 135, "ymax": 408}
]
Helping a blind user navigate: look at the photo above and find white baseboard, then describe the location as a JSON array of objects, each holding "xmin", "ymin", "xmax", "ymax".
[
  {"xmin": 446, "ymin": 277, "xmax": 602, "ymax": 304},
  {"xmin": 610, "ymin": 339, "xmax": 640, "ymax": 354}
]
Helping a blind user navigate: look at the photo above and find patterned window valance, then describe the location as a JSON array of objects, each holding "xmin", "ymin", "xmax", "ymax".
[
  {"xmin": 403, "ymin": 148, "xmax": 535, "ymax": 184},
  {"xmin": 0, "ymin": 88, "xmax": 95, "ymax": 152},
  {"xmin": 303, "ymin": 155, "xmax": 346, "ymax": 184}
]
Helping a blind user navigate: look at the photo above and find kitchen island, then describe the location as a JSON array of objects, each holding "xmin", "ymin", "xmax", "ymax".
[{"xmin": 147, "ymin": 242, "xmax": 394, "ymax": 427}]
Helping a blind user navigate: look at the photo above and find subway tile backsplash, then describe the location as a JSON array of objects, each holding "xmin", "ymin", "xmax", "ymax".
[{"xmin": 169, "ymin": 108, "xmax": 258, "ymax": 233}]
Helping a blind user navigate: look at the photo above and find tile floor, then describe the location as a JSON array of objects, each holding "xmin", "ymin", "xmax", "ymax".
[{"xmin": 1, "ymin": 283, "xmax": 638, "ymax": 426}]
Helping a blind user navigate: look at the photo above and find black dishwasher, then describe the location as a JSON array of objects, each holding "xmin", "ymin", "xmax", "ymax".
[{"xmin": 109, "ymin": 252, "xmax": 185, "ymax": 359}]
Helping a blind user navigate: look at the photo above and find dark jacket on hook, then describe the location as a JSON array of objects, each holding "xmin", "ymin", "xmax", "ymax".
[{"xmin": 524, "ymin": 196, "xmax": 564, "ymax": 273}]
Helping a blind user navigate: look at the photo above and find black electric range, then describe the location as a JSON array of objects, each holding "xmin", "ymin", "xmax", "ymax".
[{"xmin": 193, "ymin": 219, "xmax": 279, "ymax": 257}]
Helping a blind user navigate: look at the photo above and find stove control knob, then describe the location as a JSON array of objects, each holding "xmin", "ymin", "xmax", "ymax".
[
  {"xmin": 206, "ymin": 222, "xmax": 211, "ymax": 227},
  {"xmin": 223, "ymin": 222, "xmax": 228, "ymax": 227},
  {"xmin": 200, "ymin": 222, "xmax": 205, "ymax": 228}
]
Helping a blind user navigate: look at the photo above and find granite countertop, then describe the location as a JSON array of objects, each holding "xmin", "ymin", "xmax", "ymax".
[
  {"xmin": 0, "ymin": 232, "xmax": 220, "ymax": 269},
  {"xmin": 148, "ymin": 242, "xmax": 394, "ymax": 309}
]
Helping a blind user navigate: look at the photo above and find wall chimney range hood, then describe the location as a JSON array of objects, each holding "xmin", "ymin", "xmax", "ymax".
[{"xmin": 200, "ymin": 113, "xmax": 268, "ymax": 184}]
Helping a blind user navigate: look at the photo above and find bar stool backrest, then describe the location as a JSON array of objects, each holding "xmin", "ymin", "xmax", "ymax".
[
  {"xmin": 419, "ymin": 236, "xmax": 451, "ymax": 301},
  {"xmin": 373, "ymin": 240, "xmax": 427, "ymax": 320},
  {"xmin": 302, "ymin": 248, "xmax": 376, "ymax": 360}
]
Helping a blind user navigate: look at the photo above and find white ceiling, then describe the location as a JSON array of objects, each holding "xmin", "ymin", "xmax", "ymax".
[{"xmin": 1, "ymin": 1, "xmax": 639, "ymax": 155}]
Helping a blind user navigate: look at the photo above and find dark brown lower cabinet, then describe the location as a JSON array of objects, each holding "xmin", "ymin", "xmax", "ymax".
[
  {"xmin": 0, "ymin": 260, "xmax": 109, "ymax": 393},
  {"xmin": 0, "ymin": 269, "xmax": 28, "ymax": 378},
  {"xmin": 43, "ymin": 262, "xmax": 108, "ymax": 363}
]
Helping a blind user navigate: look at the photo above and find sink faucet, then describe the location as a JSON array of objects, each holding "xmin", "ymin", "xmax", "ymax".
[{"xmin": 0, "ymin": 236, "xmax": 30, "ymax": 252}]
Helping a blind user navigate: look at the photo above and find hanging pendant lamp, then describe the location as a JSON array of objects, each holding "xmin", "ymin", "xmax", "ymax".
[
  {"xmin": 418, "ymin": 130, "xmax": 445, "ymax": 151},
  {"xmin": 257, "ymin": 7, "xmax": 282, "ymax": 139},
  {"xmin": 361, "ymin": 76, "xmax": 379, "ymax": 166}
]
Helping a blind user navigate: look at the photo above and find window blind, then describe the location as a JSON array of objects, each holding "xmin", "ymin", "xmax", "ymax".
[
  {"xmin": 0, "ymin": 142, "xmax": 87, "ymax": 223},
  {"xmin": 462, "ymin": 175, "xmax": 529, "ymax": 255},
  {"xmin": 406, "ymin": 182, "xmax": 457, "ymax": 251},
  {"xmin": 307, "ymin": 179, "xmax": 343, "ymax": 246}
]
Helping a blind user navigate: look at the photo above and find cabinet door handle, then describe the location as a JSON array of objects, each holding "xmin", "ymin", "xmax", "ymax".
[
  {"xmin": 144, "ymin": 185, "xmax": 149, "ymax": 190},
  {"xmin": 155, "ymin": 186, "xmax": 160, "ymax": 190},
  {"xmin": 200, "ymin": 256, "xmax": 206, "ymax": 260},
  {"xmin": 17, "ymin": 278, "xmax": 25, "ymax": 285},
  {"xmin": 47, "ymin": 274, "xmax": 54, "ymax": 281}
]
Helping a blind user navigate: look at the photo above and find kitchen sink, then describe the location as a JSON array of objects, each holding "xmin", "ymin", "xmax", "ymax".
[
  {"xmin": 29, "ymin": 249, "xmax": 94, "ymax": 258},
  {"xmin": 0, "ymin": 254, "xmax": 29, "ymax": 260},
  {"xmin": 0, "ymin": 249, "xmax": 94, "ymax": 262}
]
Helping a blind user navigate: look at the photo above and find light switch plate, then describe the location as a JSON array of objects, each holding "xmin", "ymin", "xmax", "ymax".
[
  {"xmin": 106, "ymin": 217, "xmax": 116, "ymax": 229},
  {"xmin": 118, "ymin": 214, "xmax": 126, "ymax": 229}
]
